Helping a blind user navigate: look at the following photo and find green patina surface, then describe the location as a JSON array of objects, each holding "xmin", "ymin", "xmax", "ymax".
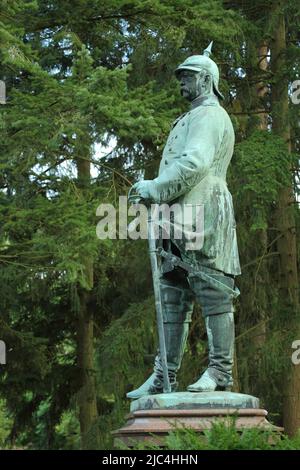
[
  {"xmin": 130, "ymin": 392, "xmax": 260, "ymax": 412},
  {"xmin": 127, "ymin": 44, "xmax": 241, "ymax": 402}
]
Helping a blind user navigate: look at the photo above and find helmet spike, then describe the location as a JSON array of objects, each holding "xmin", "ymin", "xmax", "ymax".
[
  {"xmin": 203, "ymin": 41, "xmax": 213, "ymax": 57},
  {"xmin": 174, "ymin": 42, "xmax": 224, "ymax": 99}
]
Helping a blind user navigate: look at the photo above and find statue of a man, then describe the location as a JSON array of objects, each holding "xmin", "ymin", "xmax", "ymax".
[{"xmin": 127, "ymin": 43, "xmax": 241, "ymax": 399}]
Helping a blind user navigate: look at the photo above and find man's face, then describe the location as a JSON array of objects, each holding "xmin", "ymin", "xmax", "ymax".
[{"xmin": 178, "ymin": 70, "xmax": 200, "ymax": 102}]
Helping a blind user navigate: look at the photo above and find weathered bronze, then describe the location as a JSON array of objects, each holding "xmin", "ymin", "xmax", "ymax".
[{"xmin": 127, "ymin": 42, "xmax": 241, "ymax": 399}]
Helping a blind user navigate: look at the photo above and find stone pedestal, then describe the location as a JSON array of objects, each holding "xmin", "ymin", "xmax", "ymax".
[{"xmin": 113, "ymin": 392, "xmax": 282, "ymax": 447}]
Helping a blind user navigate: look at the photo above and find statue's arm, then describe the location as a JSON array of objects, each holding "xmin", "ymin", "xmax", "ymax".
[{"xmin": 151, "ymin": 107, "xmax": 220, "ymax": 203}]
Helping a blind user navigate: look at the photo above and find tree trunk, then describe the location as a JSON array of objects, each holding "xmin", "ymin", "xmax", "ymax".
[
  {"xmin": 256, "ymin": 41, "xmax": 269, "ymax": 131},
  {"xmin": 251, "ymin": 40, "xmax": 269, "ymax": 351},
  {"xmin": 77, "ymin": 286, "xmax": 99, "ymax": 449},
  {"xmin": 270, "ymin": 1, "xmax": 300, "ymax": 436},
  {"xmin": 76, "ymin": 153, "xmax": 100, "ymax": 448}
]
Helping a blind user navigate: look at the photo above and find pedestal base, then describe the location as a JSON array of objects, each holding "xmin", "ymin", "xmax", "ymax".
[{"xmin": 113, "ymin": 392, "xmax": 282, "ymax": 447}]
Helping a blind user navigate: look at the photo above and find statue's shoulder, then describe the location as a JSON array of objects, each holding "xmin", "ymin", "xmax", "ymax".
[
  {"xmin": 189, "ymin": 102, "xmax": 226, "ymax": 123},
  {"xmin": 186, "ymin": 105, "xmax": 231, "ymax": 138},
  {"xmin": 171, "ymin": 112, "xmax": 187, "ymax": 129}
]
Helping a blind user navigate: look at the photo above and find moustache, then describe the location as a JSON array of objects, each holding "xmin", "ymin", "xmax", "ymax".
[{"xmin": 180, "ymin": 86, "xmax": 189, "ymax": 96}]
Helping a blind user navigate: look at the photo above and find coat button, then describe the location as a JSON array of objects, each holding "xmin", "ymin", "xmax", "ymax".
[{"xmin": 165, "ymin": 160, "xmax": 168, "ymax": 165}]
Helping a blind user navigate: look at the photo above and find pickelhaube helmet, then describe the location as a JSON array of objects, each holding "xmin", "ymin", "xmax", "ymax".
[{"xmin": 175, "ymin": 42, "xmax": 224, "ymax": 100}]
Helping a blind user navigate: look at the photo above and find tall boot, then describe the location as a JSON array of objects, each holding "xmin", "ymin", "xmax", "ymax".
[
  {"xmin": 126, "ymin": 280, "xmax": 194, "ymax": 399},
  {"xmin": 187, "ymin": 311, "xmax": 235, "ymax": 392}
]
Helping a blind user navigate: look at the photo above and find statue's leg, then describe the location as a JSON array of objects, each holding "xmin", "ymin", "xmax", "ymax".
[
  {"xmin": 126, "ymin": 269, "xmax": 194, "ymax": 399},
  {"xmin": 187, "ymin": 269, "xmax": 236, "ymax": 392}
]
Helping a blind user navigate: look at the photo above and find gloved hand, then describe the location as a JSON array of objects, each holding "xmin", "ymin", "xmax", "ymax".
[{"xmin": 130, "ymin": 180, "xmax": 157, "ymax": 203}]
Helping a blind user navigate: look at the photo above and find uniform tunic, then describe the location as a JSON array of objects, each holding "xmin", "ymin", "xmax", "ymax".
[{"xmin": 150, "ymin": 94, "xmax": 241, "ymax": 276}]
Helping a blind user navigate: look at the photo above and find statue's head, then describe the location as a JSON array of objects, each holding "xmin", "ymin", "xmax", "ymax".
[{"xmin": 175, "ymin": 42, "xmax": 224, "ymax": 102}]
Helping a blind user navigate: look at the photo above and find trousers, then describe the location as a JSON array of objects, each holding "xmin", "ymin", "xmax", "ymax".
[{"xmin": 160, "ymin": 241, "xmax": 238, "ymax": 317}]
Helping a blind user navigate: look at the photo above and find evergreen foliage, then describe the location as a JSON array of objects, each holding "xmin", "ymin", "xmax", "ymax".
[
  {"xmin": 118, "ymin": 420, "xmax": 300, "ymax": 450},
  {"xmin": 0, "ymin": 0, "xmax": 299, "ymax": 449}
]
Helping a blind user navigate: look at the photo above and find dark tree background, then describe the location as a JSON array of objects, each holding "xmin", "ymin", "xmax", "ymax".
[{"xmin": 0, "ymin": 0, "xmax": 299, "ymax": 449}]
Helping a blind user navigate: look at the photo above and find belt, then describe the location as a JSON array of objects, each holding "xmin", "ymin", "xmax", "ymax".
[{"xmin": 157, "ymin": 247, "xmax": 240, "ymax": 299}]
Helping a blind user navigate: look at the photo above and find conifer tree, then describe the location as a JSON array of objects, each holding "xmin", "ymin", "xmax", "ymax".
[{"xmin": 0, "ymin": 0, "xmax": 299, "ymax": 448}]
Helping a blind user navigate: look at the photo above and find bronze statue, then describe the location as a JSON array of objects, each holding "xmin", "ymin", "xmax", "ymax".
[{"xmin": 127, "ymin": 42, "xmax": 241, "ymax": 399}]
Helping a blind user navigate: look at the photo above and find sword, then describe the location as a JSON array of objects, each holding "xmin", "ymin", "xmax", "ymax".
[{"xmin": 128, "ymin": 188, "xmax": 171, "ymax": 394}]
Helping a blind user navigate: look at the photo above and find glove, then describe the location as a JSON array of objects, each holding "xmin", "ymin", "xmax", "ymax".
[{"xmin": 130, "ymin": 180, "xmax": 157, "ymax": 203}]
